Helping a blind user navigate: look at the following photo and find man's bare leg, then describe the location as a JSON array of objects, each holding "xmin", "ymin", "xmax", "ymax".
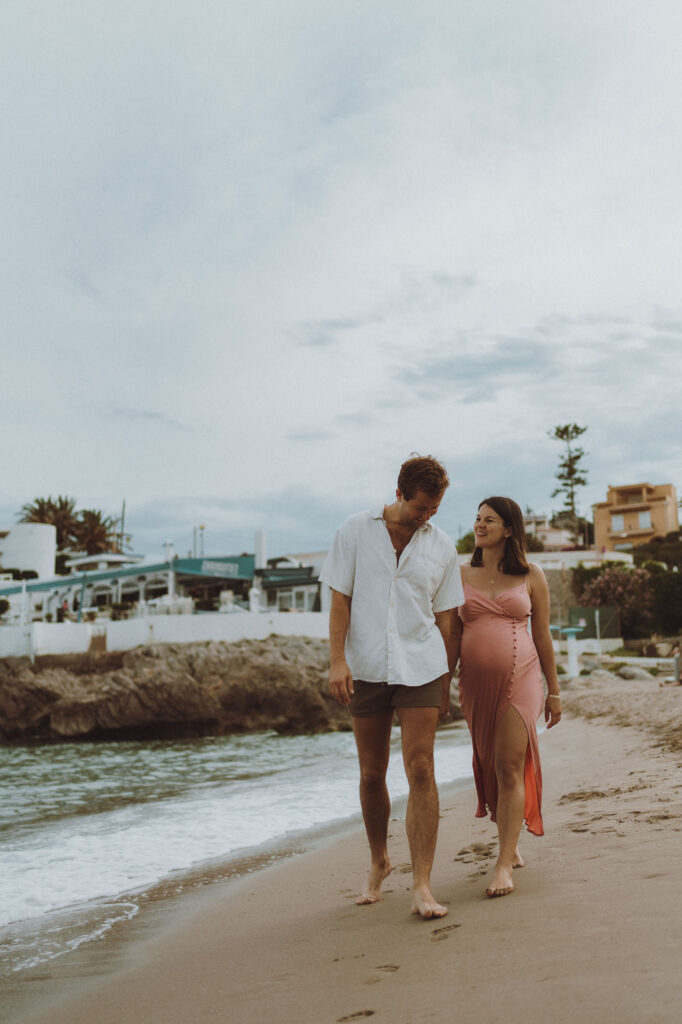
[
  {"xmin": 352, "ymin": 711, "xmax": 395, "ymax": 904},
  {"xmin": 488, "ymin": 705, "xmax": 528, "ymax": 897},
  {"xmin": 398, "ymin": 707, "xmax": 447, "ymax": 919}
]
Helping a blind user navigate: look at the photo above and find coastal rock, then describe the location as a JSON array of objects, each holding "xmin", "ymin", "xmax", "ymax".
[
  {"xmin": 0, "ymin": 637, "xmax": 463, "ymax": 743},
  {"xmin": 617, "ymin": 665, "xmax": 655, "ymax": 681}
]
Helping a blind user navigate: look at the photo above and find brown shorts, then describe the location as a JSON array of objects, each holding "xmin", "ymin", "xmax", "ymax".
[{"xmin": 349, "ymin": 677, "xmax": 443, "ymax": 717}]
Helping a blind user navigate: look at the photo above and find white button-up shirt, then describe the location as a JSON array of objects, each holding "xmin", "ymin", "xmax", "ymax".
[{"xmin": 319, "ymin": 507, "xmax": 465, "ymax": 686}]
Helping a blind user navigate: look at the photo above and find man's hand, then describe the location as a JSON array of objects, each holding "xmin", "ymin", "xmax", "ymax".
[{"xmin": 329, "ymin": 657, "xmax": 354, "ymax": 705}]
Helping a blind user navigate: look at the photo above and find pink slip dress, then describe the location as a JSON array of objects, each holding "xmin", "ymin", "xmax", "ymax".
[{"xmin": 458, "ymin": 580, "xmax": 545, "ymax": 836}]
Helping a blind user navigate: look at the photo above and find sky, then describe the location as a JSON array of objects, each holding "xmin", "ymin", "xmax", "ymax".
[{"xmin": 2, "ymin": 0, "xmax": 681, "ymax": 561}]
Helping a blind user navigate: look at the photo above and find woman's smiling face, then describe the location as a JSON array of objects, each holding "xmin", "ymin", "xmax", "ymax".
[{"xmin": 474, "ymin": 503, "xmax": 511, "ymax": 546}]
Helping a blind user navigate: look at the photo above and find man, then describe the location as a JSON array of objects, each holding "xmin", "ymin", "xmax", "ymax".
[{"xmin": 319, "ymin": 455, "xmax": 464, "ymax": 918}]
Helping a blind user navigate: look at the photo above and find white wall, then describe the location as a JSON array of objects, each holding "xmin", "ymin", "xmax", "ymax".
[
  {"xmin": 0, "ymin": 611, "xmax": 329, "ymax": 659},
  {"xmin": 0, "ymin": 626, "xmax": 34, "ymax": 658},
  {"xmin": 31, "ymin": 622, "xmax": 94, "ymax": 655},
  {"xmin": 530, "ymin": 550, "xmax": 633, "ymax": 570},
  {"xmin": 0, "ymin": 523, "xmax": 57, "ymax": 579}
]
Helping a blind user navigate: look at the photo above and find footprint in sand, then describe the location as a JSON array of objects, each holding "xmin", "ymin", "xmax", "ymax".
[
  {"xmin": 454, "ymin": 842, "xmax": 495, "ymax": 864},
  {"xmin": 430, "ymin": 923, "xmax": 462, "ymax": 941},
  {"xmin": 397, "ymin": 863, "xmax": 413, "ymax": 874},
  {"xmin": 337, "ymin": 1012, "xmax": 375, "ymax": 1021},
  {"xmin": 375, "ymin": 964, "xmax": 400, "ymax": 972}
]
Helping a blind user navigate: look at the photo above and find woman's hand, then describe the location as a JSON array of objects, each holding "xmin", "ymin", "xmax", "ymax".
[
  {"xmin": 544, "ymin": 693, "xmax": 562, "ymax": 728},
  {"xmin": 439, "ymin": 676, "xmax": 452, "ymax": 719}
]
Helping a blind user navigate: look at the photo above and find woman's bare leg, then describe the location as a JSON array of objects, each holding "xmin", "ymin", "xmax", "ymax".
[{"xmin": 488, "ymin": 705, "xmax": 528, "ymax": 897}]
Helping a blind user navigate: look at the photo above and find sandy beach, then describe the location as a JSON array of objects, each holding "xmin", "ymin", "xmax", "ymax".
[{"xmin": 6, "ymin": 669, "xmax": 682, "ymax": 1024}]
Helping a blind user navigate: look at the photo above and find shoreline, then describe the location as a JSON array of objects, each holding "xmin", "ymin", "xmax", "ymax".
[
  {"xmin": 2, "ymin": 738, "xmax": 474, "ymax": 1021},
  {"xmin": 6, "ymin": 673, "xmax": 682, "ymax": 1024},
  {"xmin": 0, "ymin": 721, "xmax": 472, "ymax": 981}
]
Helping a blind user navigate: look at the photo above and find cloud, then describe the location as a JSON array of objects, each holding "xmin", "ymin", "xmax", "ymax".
[
  {"xmin": 288, "ymin": 429, "xmax": 337, "ymax": 442},
  {"xmin": 1, "ymin": 3, "xmax": 680, "ymax": 558},
  {"xmin": 110, "ymin": 408, "xmax": 192, "ymax": 432}
]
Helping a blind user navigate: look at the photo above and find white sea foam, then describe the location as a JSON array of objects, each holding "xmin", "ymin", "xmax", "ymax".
[{"xmin": 0, "ymin": 726, "xmax": 473, "ymax": 972}]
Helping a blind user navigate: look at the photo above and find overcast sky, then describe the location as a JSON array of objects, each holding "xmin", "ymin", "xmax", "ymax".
[{"xmin": 2, "ymin": 1, "xmax": 681, "ymax": 561}]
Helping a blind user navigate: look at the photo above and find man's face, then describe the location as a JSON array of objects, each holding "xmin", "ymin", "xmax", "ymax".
[{"xmin": 396, "ymin": 489, "xmax": 443, "ymax": 529}]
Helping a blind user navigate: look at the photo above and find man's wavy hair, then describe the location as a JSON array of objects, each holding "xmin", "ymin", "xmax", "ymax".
[
  {"xmin": 470, "ymin": 496, "xmax": 530, "ymax": 576},
  {"xmin": 397, "ymin": 454, "xmax": 450, "ymax": 500}
]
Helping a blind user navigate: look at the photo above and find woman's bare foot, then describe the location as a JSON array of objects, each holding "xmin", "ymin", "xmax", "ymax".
[
  {"xmin": 356, "ymin": 861, "xmax": 392, "ymax": 904},
  {"xmin": 512, "ymin": 847, "xmax": 525, "ymax": 868},
  {"xmin": 485, "ymin": 863, "xmax": 514, "ymax": 898},
  {"xmin": 410, "ymin": 885, "xmax": 448, "ymax": 919}
]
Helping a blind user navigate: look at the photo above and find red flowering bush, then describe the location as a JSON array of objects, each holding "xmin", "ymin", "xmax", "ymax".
[{"xmin": 581, "ymin": 566, "xmax": 654, "ymax": 639}]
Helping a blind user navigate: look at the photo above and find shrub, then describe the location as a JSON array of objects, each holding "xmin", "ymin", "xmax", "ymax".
[{"xmin": 581, "ymin": 566, "xmax": 654, "ymax": 640}]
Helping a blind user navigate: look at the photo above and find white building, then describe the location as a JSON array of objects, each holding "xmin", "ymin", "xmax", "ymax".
[
  {"xmin": 523, "ymin": 513, "xmax": 575, "ymax": 551},
  {"xmin": 0, "ymin": 523, "xmax": 56, "ymax": 579}
]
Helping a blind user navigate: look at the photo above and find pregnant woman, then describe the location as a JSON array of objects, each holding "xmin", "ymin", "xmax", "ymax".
[{"xmin": 457, "ymin": 496, "xmax": 562, "ymax": 897}]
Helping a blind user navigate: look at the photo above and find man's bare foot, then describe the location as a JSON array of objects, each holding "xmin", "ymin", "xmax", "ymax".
[
  {"xmin": 410, "ymin": 886, "xmax": 448, "ymax": 919},
  {"xmin": 512, "ymin": 848, "xmax": 525, "ymax": 869},
  {"xmin": 485, "ymin": 863, "xmax": 514, "ymax": 898},
  {"xmin": 356, "ymin": 861, "xmax": 392, "ymax": 905}
]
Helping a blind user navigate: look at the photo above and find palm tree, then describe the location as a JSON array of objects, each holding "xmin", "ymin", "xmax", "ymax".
[
  {"xmin": 73, "ymin": 509, "xmax": 117, "ymax": 555},
  {"xmin": 19, "ymin": 495, "xmax": 79, "ymax": 549}
]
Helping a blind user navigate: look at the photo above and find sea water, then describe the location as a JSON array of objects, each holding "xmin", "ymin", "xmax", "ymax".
[{"xmin": 0, "ymin": 725, "xmax": 473, "ymax": 976}]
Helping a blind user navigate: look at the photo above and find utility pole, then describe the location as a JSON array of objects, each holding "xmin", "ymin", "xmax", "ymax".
[{"xmin": 119, "ymin": 499, "xmax": 126, "ymax": 553}]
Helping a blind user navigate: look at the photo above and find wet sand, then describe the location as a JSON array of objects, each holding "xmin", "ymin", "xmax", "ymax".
[{"xmin": 6, "ymin": 671, "xmax": 682, "ymax": 1024}]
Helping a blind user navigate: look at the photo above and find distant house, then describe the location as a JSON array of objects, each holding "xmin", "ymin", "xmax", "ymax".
[
  {"xmin": 256, "ymin": 556, "xmax": 321, "ymax": 612},
  {"xmin": 593, "ymin": 483, "xmax": 679, "ymax": 553},
  {"xmin": 523, "ymin": 513, "xmax": 575, "ymax": 551}
]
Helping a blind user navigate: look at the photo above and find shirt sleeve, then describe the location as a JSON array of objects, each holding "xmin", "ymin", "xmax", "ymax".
[
  {"xmin": 432, "ymin": 545, "xmax": 465, "ymax": 613},
  {"xmin": 318, "ymin": 521, "xmax": 356, "ymax": 597}
]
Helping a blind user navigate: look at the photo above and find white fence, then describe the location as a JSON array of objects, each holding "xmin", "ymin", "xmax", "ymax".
[
  {"xmin": 0, "ymin": 611, "xmax": 626, "ymax": 663},
  {"xmin": 0, "ymin": 612, "xmax": 330, "ymax": 660}
]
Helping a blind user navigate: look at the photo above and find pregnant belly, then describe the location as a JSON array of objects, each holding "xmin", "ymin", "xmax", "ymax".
[{"xmin": 460, "ymin": 622, "xmax": 513, "ymax": 677}]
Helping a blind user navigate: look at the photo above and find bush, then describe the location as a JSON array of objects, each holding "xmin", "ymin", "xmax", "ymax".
[
  {"xmin": 0, "ymin": 598, "xmax": 9, "ymax": 617},
  {"xmin": 581, "ymin": 566, "xmax": 654, "ymax": 639},
  {"xmin": 650, "ymin": 572, "xmax": 682, "ymax": 635}
]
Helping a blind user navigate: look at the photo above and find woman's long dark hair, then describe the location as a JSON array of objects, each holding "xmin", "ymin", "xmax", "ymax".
[{"xmin": 470, "ymin": 496, "xmax": 530, "ymax": 576}]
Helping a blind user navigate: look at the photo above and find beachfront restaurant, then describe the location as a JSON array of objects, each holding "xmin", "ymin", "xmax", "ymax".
[{"xmin": 0, "ymin": 554, "xmax": 321, "ymax": 622}]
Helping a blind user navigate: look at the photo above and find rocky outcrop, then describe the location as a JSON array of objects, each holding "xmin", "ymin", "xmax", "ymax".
[
  {"xmin": 0, "ymin": 636, "xmax": 463, "ymax": 743},
  {"xmin": 616, "ymin": 664, "xmax": 655, "ymax": 681}
]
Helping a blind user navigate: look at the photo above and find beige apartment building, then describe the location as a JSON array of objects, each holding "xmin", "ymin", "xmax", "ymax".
[{"xmin": 593, "ymin": 483, "xmax": 679, "ymax": 552}]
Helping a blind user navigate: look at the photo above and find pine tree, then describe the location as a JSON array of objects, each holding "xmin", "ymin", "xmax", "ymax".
[{"xmin": 549, "ymin": 424, "xmax": 588, "ymax": 538}]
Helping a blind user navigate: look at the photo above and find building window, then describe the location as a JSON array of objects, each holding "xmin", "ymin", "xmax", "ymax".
[
  {"xmin": 613, "ymin": 542, "xmax": 633, "ymax": 551},
  {"xmin": 611, "ymin": 513, "xmax": 624, "ymax": 531},
  {"xmin": 638, "ymin": 510, "xmax": 651, "ymax": 528}
]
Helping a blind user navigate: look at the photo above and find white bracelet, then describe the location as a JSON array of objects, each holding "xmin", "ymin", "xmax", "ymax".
[{"xmin": 547, "ymin": 694, "xmax": 561, "ymax": 701}]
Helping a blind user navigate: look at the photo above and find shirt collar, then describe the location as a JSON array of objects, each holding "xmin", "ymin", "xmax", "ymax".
[{"xmin": 370, "ymin": 505, "xmax": 433, "ymax": 531}]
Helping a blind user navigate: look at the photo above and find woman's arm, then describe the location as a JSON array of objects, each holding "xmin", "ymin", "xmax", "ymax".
[{"xmin": 528, "ymin": 564, "xmax": 562, "ymax": 728}]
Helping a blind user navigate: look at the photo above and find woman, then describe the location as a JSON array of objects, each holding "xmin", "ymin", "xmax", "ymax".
[{"xmin": 456, "ymin": 496, "xmax": 562, "ymax": 897}]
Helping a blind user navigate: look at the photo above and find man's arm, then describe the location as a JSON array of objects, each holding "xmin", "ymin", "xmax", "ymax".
[
  {"xmin": 434, "ymin": 608, "xmax": 462, "ymax": 717},
  {"xmin": 328, "ymin": 589, "xmax": 354, "ymax": 705}
]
